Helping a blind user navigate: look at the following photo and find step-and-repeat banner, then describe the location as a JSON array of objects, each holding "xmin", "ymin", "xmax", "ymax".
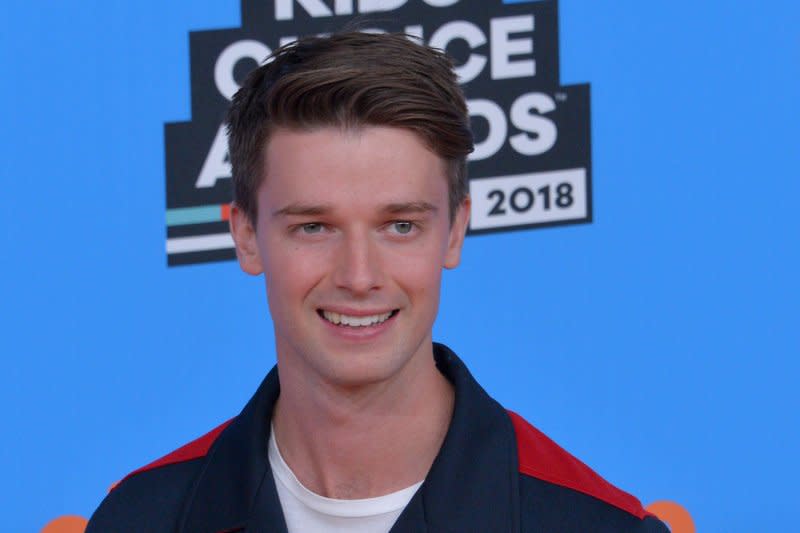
[
  {"xmin": 163, "ymin": 0, "xmax": 591, "ymax": 266},
  {"xmin": 2, "ymin": 1, "xmax": 798, "ymax": 532}
]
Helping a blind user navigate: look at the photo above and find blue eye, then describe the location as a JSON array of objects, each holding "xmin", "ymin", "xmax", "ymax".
[
  {"xmin": 301, "ymin": 223, "xmax": 323, "ymax": 234},
  {"xmin": 393, "ymin": 221, "xmax": 413, "ymax": 234}
]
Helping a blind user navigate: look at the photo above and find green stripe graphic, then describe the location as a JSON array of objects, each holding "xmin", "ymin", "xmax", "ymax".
[{"xmin": 166, "ymin": 206, "xmax": 221, "ymax": 226}]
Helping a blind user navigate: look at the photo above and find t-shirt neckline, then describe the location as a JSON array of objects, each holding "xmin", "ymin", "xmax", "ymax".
[{"xmin": 268, "ymin": 425, "xmax": 424, "ymax": 518}]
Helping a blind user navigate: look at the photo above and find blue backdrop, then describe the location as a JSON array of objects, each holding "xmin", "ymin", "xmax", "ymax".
[{"xmin": 1, "ymin": 1, "xmax": 798, "ymax": 531}]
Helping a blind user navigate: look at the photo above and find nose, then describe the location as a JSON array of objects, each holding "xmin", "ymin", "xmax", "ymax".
[{"xmin": 332, "ymin": 231, "xmax": 383, "ymax": 295}]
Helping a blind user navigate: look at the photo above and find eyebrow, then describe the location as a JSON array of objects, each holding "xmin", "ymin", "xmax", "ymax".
[
  {"xmin": 383, "ymin": 202, "xmax": 439, "ymax": 215},
  {"xmin": 271, "ymin": 202, "xmax": 439, "ymax": 218},
  {"xmin": 271, "ymin": 204, "xmax": 332, "ymax": 217}
]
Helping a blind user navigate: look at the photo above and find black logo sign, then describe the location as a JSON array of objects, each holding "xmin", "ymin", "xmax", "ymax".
[{"xmin": 165, "ymin": 0, "xmax": 591, "ymax": 266}]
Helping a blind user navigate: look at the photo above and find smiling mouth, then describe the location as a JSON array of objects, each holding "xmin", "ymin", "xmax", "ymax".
[{"xmin": 318, "ymin": 309, "xmax": 399, "ymax": 327}]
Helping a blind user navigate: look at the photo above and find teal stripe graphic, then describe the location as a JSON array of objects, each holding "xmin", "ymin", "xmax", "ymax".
[{"xmin": 166, "ymin": 205, "xmax": 221, "ymax": 226}]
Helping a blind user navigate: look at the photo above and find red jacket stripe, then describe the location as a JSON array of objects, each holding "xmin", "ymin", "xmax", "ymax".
[
  {"xmin": 113, "ymin": 418, "xmax": 234, "ymax": 490},
  {"xmin": 507, "ymin": 410, "xmax": 650, "ymax": 520}
]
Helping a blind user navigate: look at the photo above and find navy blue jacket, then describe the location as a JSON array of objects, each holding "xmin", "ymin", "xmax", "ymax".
[{"xmin": 87, "ymin": 344, "xmax": 669, "ymax": 532}]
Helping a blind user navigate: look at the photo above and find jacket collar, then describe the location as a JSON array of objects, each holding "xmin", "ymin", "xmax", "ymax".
[
  {"xmin": 177, "ymin": 366, "xmax": 284, "ymax": 533},
  {"xmin": 179, "ymin": 343, "xmax": 520, "ymax": 533},
  {"xmin": 390, "ymin": 344, "xmax": 520, "ymax": 533}
]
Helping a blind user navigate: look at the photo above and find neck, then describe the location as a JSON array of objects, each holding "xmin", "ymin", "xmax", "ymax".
[{"xmin": 272, "ymin": 341, "xmax": 454, "ymax": 499}]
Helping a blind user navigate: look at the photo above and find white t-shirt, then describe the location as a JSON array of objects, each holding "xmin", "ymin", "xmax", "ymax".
[{"xmin": 268, "ymin": 428, "xmax": 423, "ymax": 533}]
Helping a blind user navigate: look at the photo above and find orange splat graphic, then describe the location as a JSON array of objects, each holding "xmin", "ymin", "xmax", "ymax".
[
  {"xmin": 41, "ymin": 515, "xmax": 88, "ymax": 533},
  {"xmin": 647, "ymin": 501, "xmax": 695, "ymax": 533}
]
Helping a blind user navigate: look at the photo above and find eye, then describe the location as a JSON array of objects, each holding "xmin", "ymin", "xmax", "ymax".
[
  {"xmin": 392, "ymin": 221, "xmax": 414, "ymax": 235},
  {"xmin": 301, "ymin": 223, "xmax": 324, "ymax": 234}
]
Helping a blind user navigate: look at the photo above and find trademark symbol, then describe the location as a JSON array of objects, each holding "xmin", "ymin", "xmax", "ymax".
[{"xmin": 554, "ymin": 92, "xmax": 568, "ymax": 102}]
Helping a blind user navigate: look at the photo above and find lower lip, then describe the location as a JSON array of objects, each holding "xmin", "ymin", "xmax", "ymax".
[{"xmin": 318, "ymin": 311, "xmax": 398, "ymax": 342}]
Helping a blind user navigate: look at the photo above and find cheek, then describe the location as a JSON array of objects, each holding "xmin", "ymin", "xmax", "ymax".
[
  {"xmin": 387, "ymin": 246, "xmax": 444, "ymax": 299},
  {"xmin": 260, "ymin": 237, "xmax": 329, "ymax": 306}
]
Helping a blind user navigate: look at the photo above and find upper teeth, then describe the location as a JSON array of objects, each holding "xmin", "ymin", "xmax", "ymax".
[{"xmin": 322, "ymin": 310, "xmax": 393, "ymax": 327}]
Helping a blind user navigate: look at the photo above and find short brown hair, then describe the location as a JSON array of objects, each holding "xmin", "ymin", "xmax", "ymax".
[{"xmin": 226, "ymin": 31, "xmax": 474, "ymax": 224}]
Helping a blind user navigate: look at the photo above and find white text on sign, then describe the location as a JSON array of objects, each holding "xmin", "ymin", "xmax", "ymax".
[{"xmin": 469, "ymin": 168, "xmax": 588, "ymax": 230}]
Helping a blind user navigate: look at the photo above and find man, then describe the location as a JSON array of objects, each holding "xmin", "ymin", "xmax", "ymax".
[{"xmin": 87, "ymin": 32, "xmax": 668, "ymax": 532}]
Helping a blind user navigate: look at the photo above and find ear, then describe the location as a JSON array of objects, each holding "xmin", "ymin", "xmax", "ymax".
[
  {"xmin": 229, "ymin": 203, "xmax": 264, "ymax": 275},
  {"xmin": 444, "ymin": 196, "xmax": 470, "ymax": 269}
]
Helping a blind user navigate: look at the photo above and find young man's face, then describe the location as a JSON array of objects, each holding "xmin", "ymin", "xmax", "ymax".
[{"xmin": 231, "ymin": 126, "xmax": 469, "ymax": 388}]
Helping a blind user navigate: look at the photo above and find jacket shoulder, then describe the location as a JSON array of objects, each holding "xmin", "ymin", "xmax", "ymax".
[
  {"xmin": 507, "ymin": 410, "xmax": 669, "ymax": 532},
  {"xmin": 86, "ymin": 419, "xmax": 233, "ymax": 533}
]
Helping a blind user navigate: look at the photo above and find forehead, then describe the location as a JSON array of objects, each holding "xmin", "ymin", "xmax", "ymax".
[{"xmin": 259, "ymin": 126, "xmax": 449, "ymax": 212}]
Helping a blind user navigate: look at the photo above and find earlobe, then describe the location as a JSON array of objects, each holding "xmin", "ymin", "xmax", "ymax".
[
  {"xmin": 444, "ymin": 197, "xmax": 471, "ymax": 269},
  {"xmin": 229, "ymin": 204, "xmax": 264, "ymax": 275}
]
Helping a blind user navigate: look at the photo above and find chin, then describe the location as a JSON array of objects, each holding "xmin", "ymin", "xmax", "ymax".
[
  {"xmin": 302, "ymin": 342, "xmax": 419, "ymax": 390},
  {"xmin": 327, "ymin": 352, "xmax": 411, "ymax": 388}
]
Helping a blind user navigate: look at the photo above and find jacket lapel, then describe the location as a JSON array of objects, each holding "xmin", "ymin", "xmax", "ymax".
[
  {"xmin": 178, "ymin": 368, "xmax": 288, "ymax": 533},
  {"xmin": 391, "ymin": 344, "xmax": 521, "ymax": 533}
]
